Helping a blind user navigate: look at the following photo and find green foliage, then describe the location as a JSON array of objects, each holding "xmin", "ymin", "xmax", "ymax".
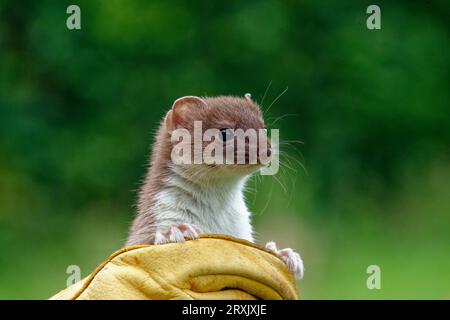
[{"xmin": 0, "ymin": 0, "xmax": 449, "ymax": 298}]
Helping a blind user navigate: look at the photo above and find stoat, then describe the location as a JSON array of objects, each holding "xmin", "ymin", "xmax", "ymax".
[{"xmin": 126, "ymin": 94, "xmax": 303, "ymax": 279}]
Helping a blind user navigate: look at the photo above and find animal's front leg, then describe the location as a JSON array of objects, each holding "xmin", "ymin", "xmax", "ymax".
[
  {"xmin": 265, "ymin": 241, "xmax": 304, "ymax": 279},
  {"xmin": 154, "ymin": 223, "xmax": 201, "ymax": 245}
]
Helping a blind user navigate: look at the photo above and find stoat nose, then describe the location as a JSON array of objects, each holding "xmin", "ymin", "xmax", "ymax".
[
  {"xmin": 265, "ymin": 141, "xmax": 272, "ymax": 157},
  {"xmin": 259, "ymin": 147, "xmax": 272, "ymax": 158}
]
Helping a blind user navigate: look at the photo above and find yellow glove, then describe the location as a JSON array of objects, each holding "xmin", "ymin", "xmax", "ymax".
[{"xmin": 50, "ymin": 235, "xmax": 299, "ymax": 300}]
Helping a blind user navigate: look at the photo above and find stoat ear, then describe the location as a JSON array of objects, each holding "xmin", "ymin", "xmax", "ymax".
[
  {"xmin": 244, "ymin": 93, "xmax": 252, "ymax": 102},
  {"xmin": 165, "ymin": 96, "xmax": 206, "ymax": 133}
]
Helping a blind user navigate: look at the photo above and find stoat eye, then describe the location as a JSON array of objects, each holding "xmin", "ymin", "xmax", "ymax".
[{"xmin": 219, "ymin": 128, "xmax": 233, "ymax": 141}]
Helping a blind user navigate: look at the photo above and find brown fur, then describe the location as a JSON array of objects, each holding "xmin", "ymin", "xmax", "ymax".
[{"xmin": 126, "ymin": 96, "xmax": 266, "ymax": 246}]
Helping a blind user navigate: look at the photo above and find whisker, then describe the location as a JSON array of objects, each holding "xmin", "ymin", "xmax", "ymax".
[
  {"xmin": 255, "ymin": 175, "xmax": 274, "ymax": 216},
  {"xmin": 286, "ymin": 173, "xmax": 297, "ymax": 208},
  {"xmin": 280, "ymin": 151, "xmax": 308, "ymax": 176},
  {"xmin": 267, "ymin": 113, "xmax": 298, "ymax": 127},
  {"xmin": 278, "ymin": 143, "xmax": 307, "ymax": 167},
  {"xmin": 279, "ymin": 156, "xmax": 297, "ymax": 173},
  {"xmin": 278, "ymin": 139, "xmax": 304, "ymax": 145},
  {"xmin": 272, "ymin": 174, "xmax": 288, "ymax": 193},
  {"xmin": 265, "ymin": 86, "xmax": 288, "ymax": 114},
  {"xmin": 260, "ymin": 80, "xmax": 273, "ymax": 107}
]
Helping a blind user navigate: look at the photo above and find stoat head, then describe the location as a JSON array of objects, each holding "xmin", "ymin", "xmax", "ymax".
[{"xmin": 164, "ymin": 94, "xmax": 272, "ymax": 183}]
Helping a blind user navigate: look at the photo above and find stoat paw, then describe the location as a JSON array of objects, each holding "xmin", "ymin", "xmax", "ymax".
[
  {"xmin": 265, "ymin": 241, "xmax": 304, "ymax": 279},
  {"xmin": 154, "ymin": 223, "xmax": 201, "ymax": 245}
]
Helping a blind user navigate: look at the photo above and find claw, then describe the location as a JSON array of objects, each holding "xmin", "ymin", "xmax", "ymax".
[
  {"xmin": 154, "ymin": 223, "xmax": 201, "ymax": 245},
  {"xmin": 266, "ymin": 241, "xmax": 304, "ymax": 279}
]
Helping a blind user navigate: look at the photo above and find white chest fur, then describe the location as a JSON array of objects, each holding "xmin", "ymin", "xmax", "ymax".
[{"xmin": 151, "ymin": 173, "xmax": 254, "ymax": 242}]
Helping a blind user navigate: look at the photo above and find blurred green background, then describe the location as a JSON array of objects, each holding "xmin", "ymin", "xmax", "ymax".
[{"xmin": 0, "ymin": 0, "xmax": 449, "ymax": 299}]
